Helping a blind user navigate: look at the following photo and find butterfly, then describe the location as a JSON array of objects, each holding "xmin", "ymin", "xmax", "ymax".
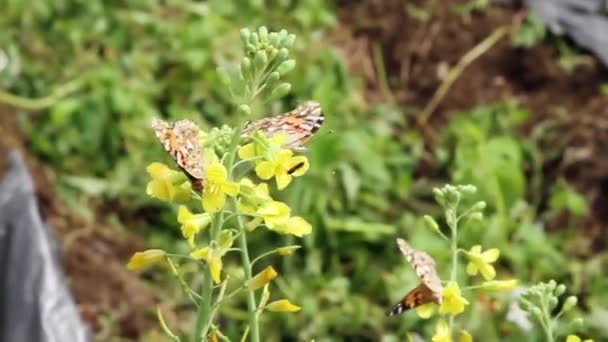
[
  {"xmin": 388, "ymin": 238, "xmax": 443, "ymax": 316},
  {"xmin": 242, "ymin": 101, "xmax": 324, "ymax": 152},
  {"xmin": 151, "ymin": 118, "xmax": 205, "ymax": 193}
]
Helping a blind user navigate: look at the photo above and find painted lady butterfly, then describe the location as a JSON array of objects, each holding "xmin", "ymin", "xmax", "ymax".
[
  {"xmin": 152, "ymin": 101, "xmax": 324, "ymax": 193},
  {"xmin": 151, "ymin": 118, "xmax": 205, "ymax": 193},
  {"xmin": 242, "ymin": 101, "xmax": 324, "ymax": 152},
  {"xmin": 388, "ymin": 238, "xmax": 443, "ymax": 316}
]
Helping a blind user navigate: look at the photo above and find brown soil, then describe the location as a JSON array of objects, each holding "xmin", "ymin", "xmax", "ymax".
[
  {"xmin": 0, "ymin": 109, "xmax": 162, "ymax": 338},
  {"xmin": 331, "ymin": 0, "xmax": 608, "ymax": 249}
]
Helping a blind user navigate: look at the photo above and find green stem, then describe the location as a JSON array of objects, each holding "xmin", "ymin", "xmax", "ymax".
[
  {"xmin": 233, "ymin": 201, "xmax": 260, "ymax": 342},
  {"xmin": 0, "ymin": 78, "xmax": 84, "ymax": 110},
  {"xmin": 193, "ymin": 212, "xmax": 224, "ymax": 341},
  {"xmin": 448, "ymin": 205, "xmax": 459, "ymax": 333}
]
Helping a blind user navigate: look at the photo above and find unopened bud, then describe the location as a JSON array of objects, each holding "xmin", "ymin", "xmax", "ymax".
[{"xmin": 563, "ymin": 296, "xmax": 578, "ymax": 312}]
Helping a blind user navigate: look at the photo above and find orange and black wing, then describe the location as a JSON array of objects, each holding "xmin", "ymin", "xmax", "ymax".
[{"xmin": 388, "ymin": 283, "xmax": 435, "ymax": 316}]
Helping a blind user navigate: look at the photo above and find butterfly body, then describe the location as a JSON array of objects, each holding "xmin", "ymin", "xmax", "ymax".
[
  {"xmin": 242, "ymin": 101, "xmax": 324, "ymax": 151},
  {"xmin": 151, "ymin": 118, "xmax": 205, "ymax": 193},
  {"xmin": 388, "ymin": 238, "xmax": 443, "ymax": 316}
]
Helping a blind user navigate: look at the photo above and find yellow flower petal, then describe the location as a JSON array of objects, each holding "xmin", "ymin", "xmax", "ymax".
[
  {"xmin": 439, "ymin": 282, "xmax": 469, "ymax": 316},
  {"xmin": 127, "ymin": 249, "xmax": 166, "ymax": 270},
  {"xmin": 255, "ymin": 161, "xmax": 276, "ymax": 180},
  {"xmin": 206, "ymin": 162, "xmax": 228, "ymax": 182},
  {"xmin": 190, "ymin": 247, "xmax": 210, "ymax": 260},
  {"xmin": 479, "ymin": 263, "xmax": 496, "ymax": 281},
  {"xmin": 203, "ymin": 191, "xmax": 226, "ymax": 213},
  {"xmin": 209, "ymin": 255, "xmax": 223, "ymax": 284},
  {"xmin": 268, "ymin": 216, "xmax": 312, "ymax": 237},
  {"xmin": 432, "ymin": 319, "xmax": 452, "ymax": 342},
  {"xmin": 221, "ymin": 181, "xmax": 240, "ymax": 197},
  {"xmin": 567, "ymin": 336, "xmax": 581, "ymax": 342},
  {"xmin": 248, "ymin": 266, "xmax": 278, "ymax": 291},
  {"xmin": 265, "ymin": 299, "xmax": 301, "ymax": 312},
  {"xmin": 482, "ymin": 248, "xmax": 500, "ymax": 262},
  {"xmin": 177, "ymin": 205, "xmax": 194, "ymax": 223},
  {"xmin": 275, "ymin": 172, "xmax": 293, "ymax": 190},
  {"xmin": 480, "ymin": 279, "xmax": 519, "ymax": 291},
  {"xmin": 238, "ymin": 143, "xmax": 256, "ymax": 159},
  {"xmin": 459, "ymin": 330, "xmax": 473, "ymax": 342},
  {"xmin": 286, "ymin": 156, "xmax": 309, "ymax": 177},
  {"xmin": 258, "ymin": 201, "xmax": 290, "ymax": 228},
  {"xmin": 415, "ymin": 303, "xmax": 436, "ymax": 319}
]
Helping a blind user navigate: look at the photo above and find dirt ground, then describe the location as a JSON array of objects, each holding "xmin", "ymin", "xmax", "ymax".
[
  {"xmin": 1, "ymin": 0, "xmax": 607, "ymax": 338},
  {"xmin": 331, "ymin": 0, "xmax": 608, "ymax": 250},
  {"xmin": 0, "ymin": 111, "xmax": 161, "ymax": 338}
]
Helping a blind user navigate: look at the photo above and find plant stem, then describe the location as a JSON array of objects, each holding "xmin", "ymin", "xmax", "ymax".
[
  {"xmin": 233, "ymin": 201, "xmax": 260, "ymax": 342},
  {"xmin": 448, "ymin": 205, "xmax": 459, "ymax": 333},
  {"xmin": 194, "ymin": 212, "xmax": 224, "ymax": 341}
]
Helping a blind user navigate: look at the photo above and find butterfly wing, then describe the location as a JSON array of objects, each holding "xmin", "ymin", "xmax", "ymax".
[
  {"xmin": 242, "ymin": 101, "xmax": 324, "ymax": 151},
  {"xmin": 396, "ymin": 238, "xmax": 444, "ymax": 304},
  {"xmin": 151, "ymin": 118, "xmax": 205, "ymax": 192},
  {"xmin": 388, "ymin": 283, "xmax": 436, "ymax": 316}
]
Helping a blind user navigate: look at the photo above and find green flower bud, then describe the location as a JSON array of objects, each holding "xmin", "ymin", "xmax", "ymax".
[
  {"xmin": 276, "ymin": 48, "xmax": 289, "ymax": 61},
  {"xmin": 267, "ymin": 47, "xmax": 279, "ymax": 62},
  {"xmin": 277, "ymin": 59, "xmax": 296, "ymax": 76},
  {"xmin": 433, "ymin": 188, "xmax": 445, "ymax": 206},
  {"xmin": 240, "ymin": 28, "xmax": 251, "ymax": 45},
  {"xmin": 268, "ymin": 32, "xmax": 280, "ymax": 47},
  {"xmin": 254, "ymin": 50, "xmax": 268, "ymax": 72},
  {"xmin": 240, "ymin": 57, "xmax": 252, "ymax": 79},
  {"xmin": 531, "ymin": 307, "xmax": 542, "ymax": 318},
  {"xmin": 269, "ymin": 83, "xmax": 291, "ymax": 101},
  {"xmin": 548, "ymin": 297, "xmax": 558, "ymax": 310},
  {"xmin": 563, "ymin": 296, "xmax": 578, "ymax": 312},
  {"xmin": 258, "ymin": 26, "xmax": 268, "ymax": 42},
  {"xmin": 238, "ymin": 104, "xmax": 251, "ymax": 117},
  {"xmin": 283, "ymin": 33, "xmax": 296, "ymax": 48},
  {"xmin": 547, "ymin": 280, "xmax": 557, "ymax": 292},
  {"xmin": 469, "ymin": 212, "xmax": 483, "ymax": 221},
  {"xmin": 460, "ymin": 184, "xmax": 477, "ymax": 194},
  {"xmin": 555, "ymin": 284, "xmax": 566, "ymax": 296},
  {"xmin": 246, "ymin": 43, "xmax": 256, "ymax": 54},
  {"xmin": 472, "ymin": 201, "xmax": 486, "ymax": 211},
  {"xmin": 250, "ymin": 32, "xmax": 259, "ymax": 46},
  {"xmin": 423, "ymin": 215, "xmax": 441, "ymax": 235},
  {"xmin": 265, "ymin": 71, "xmax": 280, "ymax": 88},
  {"xmin": 518, "ymin": 297, "xmax": 532, "ymax": 310}
]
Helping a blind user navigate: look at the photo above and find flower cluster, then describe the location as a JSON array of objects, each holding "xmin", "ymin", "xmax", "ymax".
[
  {"xmin": 519, "ymin": 280, "xmax": 590, "ymax": 342},
  {"xmin": 127, "ymin": 26, "xmax": 313, "ymax": 342},
  {"xmin": 409, "ymin": 185, "xmax": 518, "ymax": 341}
]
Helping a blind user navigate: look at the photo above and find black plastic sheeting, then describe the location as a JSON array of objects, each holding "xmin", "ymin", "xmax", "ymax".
[
  {"xmin": 0, "ymin": 151, "xmax": 90, "ymax": 342},
  {"xmin": 524, "ymin": 0, "xmax": 608, "ymax": 67}
]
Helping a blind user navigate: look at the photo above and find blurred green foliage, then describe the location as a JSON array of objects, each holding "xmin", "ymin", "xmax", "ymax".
[{"xmin": 1, "ymin": 0, "xmax": 606, "ymax": 341}]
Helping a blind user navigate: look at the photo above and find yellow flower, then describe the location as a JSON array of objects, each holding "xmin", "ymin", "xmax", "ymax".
[
  {"xmin": 239, "ymin": 133, "xmax": 285, "ymax": 160},
  {"xmin": 439, "ymin": 282, "xmax": 470, "ymax": 316},
  {"xmin": 432, "ymin": 319, "xmax": 452, "ymax": 342},
  {"xmin": 480, "ymin": 279, "xmax": 519, "ymax": 291},
  {"xmin": 248, "ymin": 266, "xmax": 278, "ymax": 291},
  {"xmin": 177, "ymin": 206, "xmax": 212, "ymax": 246},
  {"xmin": 271, "ymin": 217, "xmax": 312, "ymax": 237},
  {"xmin": 459, "ymin": 330, "xmax": 473, "ymax": 342},
  {"xmin": 238, "ymin": 178, "xmax": 271, "ymax": 214},
  {"xmin": 146, "ymin": 162, "xmax": 190, "ymax": 202},
  {"xmin": 415, "ymin": 303, "xmax": 436, "ymax": 319},
  {"xmin": 258, "ymin": 201, "xmax": 291, "ymax": 227},
  {"xmin": 255, "ymin": 149, "xmax": 309, "ymax": 190},
  {"xmin": 265, "ymin": 299, "xmax": 301, "ymax": 312},
  {"xmin": 127, "ymin": 249, "xmax": 166, "ymax": 270},
  {"xmin": 202, "ymin": 162, "xmax": 239, "ymax": 212},
  {"xmin": 190, "ymin": 231, "xmax": 234, "ymax": 283},
  {"xmin": 466, "ymin": 245, "xmax": 500, "ymax": 280},
  {"xmin": 566, "ymin": 335, "xmax": 593, "ymax": 342}
]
